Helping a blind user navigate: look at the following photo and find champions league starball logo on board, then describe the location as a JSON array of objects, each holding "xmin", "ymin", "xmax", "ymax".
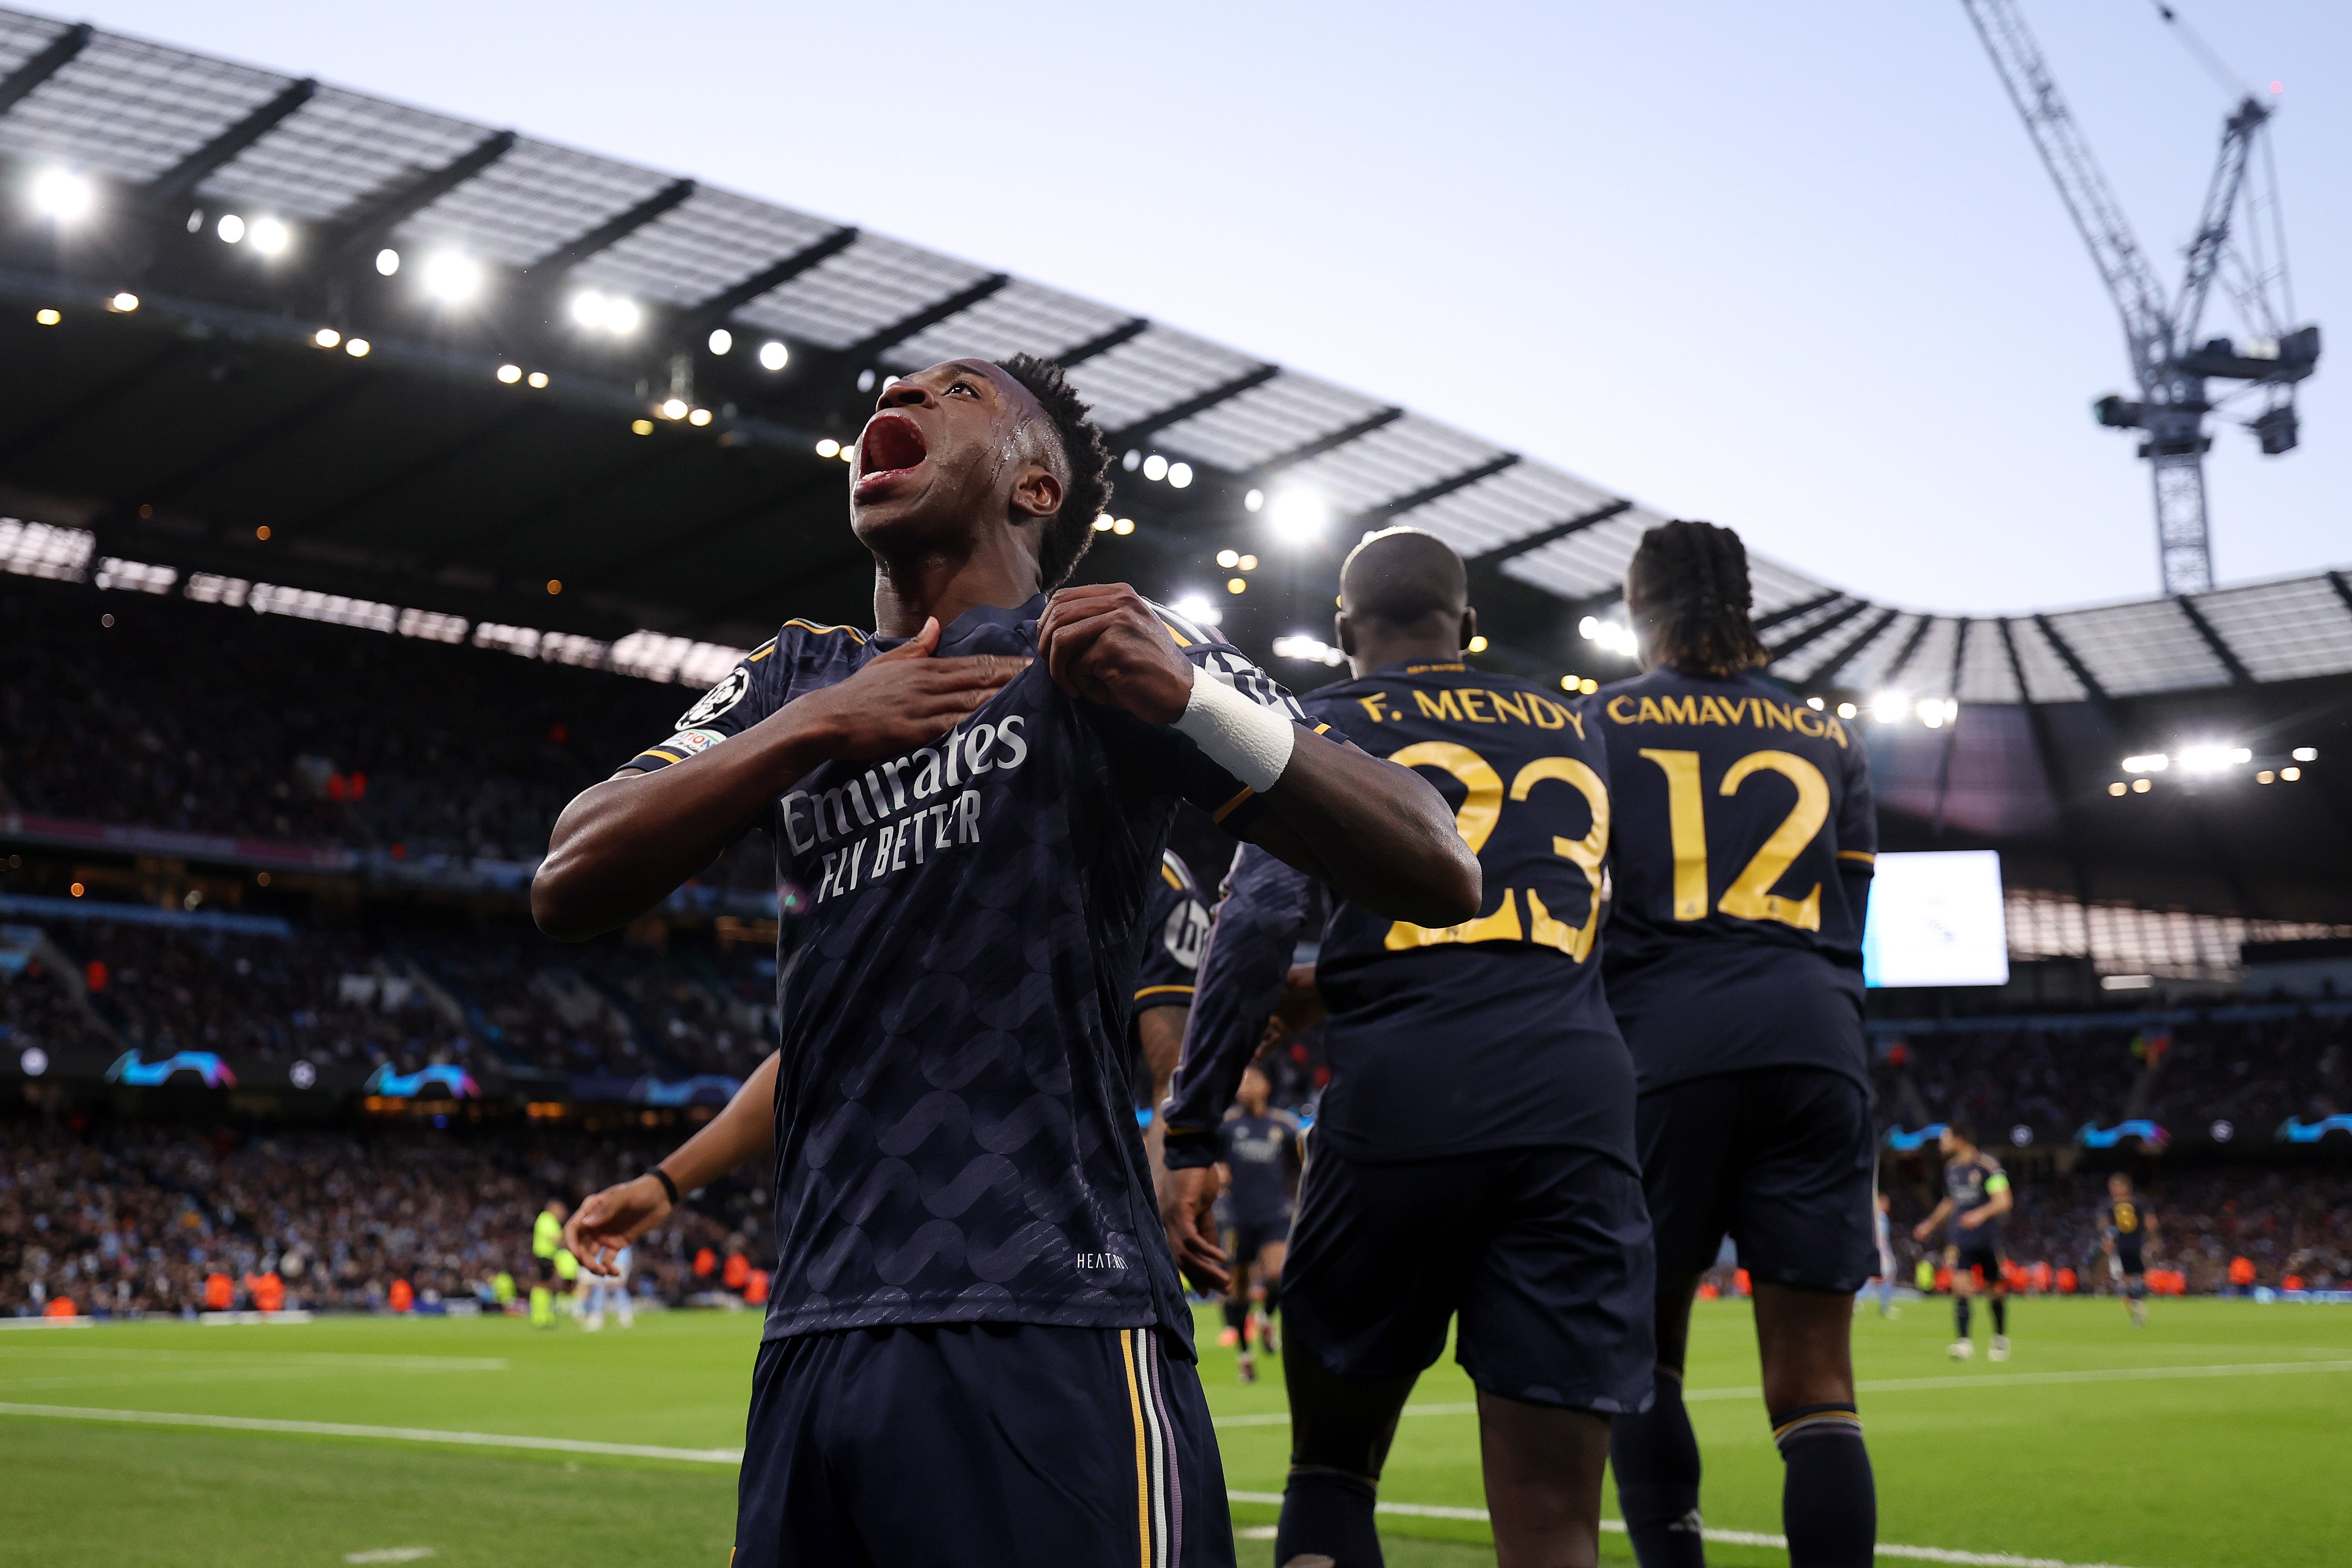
[
  {"xmin": 2075, "ymin": 1119, "xmax": 2169, "ymax": 1149},
  {"xmin": 105, "ymin": 1050, "xmax": 237, "ymax": 1088},
  {"xmin": 362, "ymin": 1063, "xmax": 481, "ymax": 1099},
  {"xmin": 1884, "ymin": 1123, "xmax": 1947, "ymax": 1152}
]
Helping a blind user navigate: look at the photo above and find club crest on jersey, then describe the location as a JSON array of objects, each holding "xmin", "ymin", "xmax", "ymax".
[{"xmin": 677, "ymin": 667, "xmax": 750, "ymax": 729}]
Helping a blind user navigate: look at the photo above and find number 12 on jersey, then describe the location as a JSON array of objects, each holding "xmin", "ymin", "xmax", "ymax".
[{"xmin": 1638, "ymin": 747, "xmax": 1829, "ymax": 931}]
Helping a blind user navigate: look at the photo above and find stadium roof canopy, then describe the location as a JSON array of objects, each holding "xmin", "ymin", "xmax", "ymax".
[{"xmin": 0, "ymin": 7, "xmax": 2345, "ymax": 919}]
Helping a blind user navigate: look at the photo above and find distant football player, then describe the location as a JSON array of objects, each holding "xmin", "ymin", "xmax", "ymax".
[
  {"xmin": 1217, "ymin": 1063, "xmax": 1300, "ymax": 1383},
  {"xmin": 2100, "ymin": 1172, "xmax": 2156, "ymax": 1328},
  {"xmin": 543, "ymin": 356, "xmax": 1476, "ymax": 1568},
  {"xmin": 1913, "ymin": 1122, "xmax": 2012, "ymax": 1361},
  {"xmin": 1861, "ymin": 1192, "xmax": 1899, "ymax": 1320},
  {"xmin": 1164, "ymin": 528, "xmax": 1652, "ymax": 1568},
  {"xmin": 1597, "ymin": 520, "xmax": 1880, "ymax": 1568}
]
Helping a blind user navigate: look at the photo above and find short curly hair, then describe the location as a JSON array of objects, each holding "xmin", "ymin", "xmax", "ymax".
[{"xmin": 996, "ymin": 353, "xmax": 1114, "ymax": 589}]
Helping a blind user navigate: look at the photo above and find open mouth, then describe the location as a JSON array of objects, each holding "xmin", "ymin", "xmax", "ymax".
[{"xmin": 858, "ymin": 411, "xmax": 928, "ymax": 479}]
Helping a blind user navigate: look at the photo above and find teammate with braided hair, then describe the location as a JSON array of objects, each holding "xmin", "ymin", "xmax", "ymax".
[{"xmin": 1597, "ymin": 520, "xmax": 1881, "ymax": 1568}]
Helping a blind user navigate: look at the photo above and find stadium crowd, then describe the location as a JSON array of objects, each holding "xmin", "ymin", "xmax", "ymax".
[
  {"xmin": 7, "ymin": 1113, "xmax": 2342, "ymax": 1318},
  {"xmin": 0, "ymin": 915, "xmax": 779, "ymax": 1082},
  {"xmin": 1875, "ymin": 1008, "xmax": 2350, "ymax": 1142},
  {"xmin": 0, "ymin": 573, "xmax": 680, "ymax": 864},
  {"xmin": 0, "ymin": 1118, "xmax": 770, "ymax": 1317}
]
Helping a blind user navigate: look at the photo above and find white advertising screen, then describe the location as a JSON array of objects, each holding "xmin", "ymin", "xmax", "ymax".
[{"xmin": 1862, "ymin": 850, "xmax": 2010, "ymax": 988}]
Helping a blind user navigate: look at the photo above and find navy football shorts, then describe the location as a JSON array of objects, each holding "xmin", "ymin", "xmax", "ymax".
[
  {"xmin": 1947, "ymin": 1229, "xmax": 2003, "ymax": 1285},
  {"xmin": 1280, "ymin": 1141, "xmax": 1655, "ymax": 1413},
  {"xmin": 1226, "ymin": 1214, "xmax": 1290, "ymax": 1267},
  {"xmin": 734, "ymin": 1321, "xmax": 1232, "ymax": 1568},
  {"xmin": 1637, "ymin": 1065, "xmax": 1877, "ymax": 1295}
]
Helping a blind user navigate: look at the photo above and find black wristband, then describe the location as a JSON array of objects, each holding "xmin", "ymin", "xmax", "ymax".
[{"xmin": 647, "ymin": 1168, "xmax": 680, "ymax": 1205}]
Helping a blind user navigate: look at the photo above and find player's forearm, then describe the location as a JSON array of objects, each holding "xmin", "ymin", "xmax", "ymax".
[
  {"xmin": 1163, "ymin": 865, "xmax": 1305, "ymax": 1167},
  {"xmin": 533, "ymin": 709, "xmax": 832, "ymax": 940},
  {"xmin": 1252, "ymin": 731, "xmax": 1480, "ymax": 926},
  {"xmin": 655, "ymin": 1052, "xmax": 779, "ymax": 1192}
]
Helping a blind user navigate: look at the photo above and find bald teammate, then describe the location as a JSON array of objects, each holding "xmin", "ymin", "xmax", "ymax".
[{"xmin": 1164, "ymin": 528, "xmax": 1652, "ymax": 1568}]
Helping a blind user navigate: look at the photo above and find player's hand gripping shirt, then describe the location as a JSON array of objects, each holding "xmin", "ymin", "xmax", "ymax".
[
  {"xmin": 1165, "ymin": 661, "xmax": 1635, "ymax": 1167},
  {"xmin": 624, "ymin": 596, "xmax": 1309, "ymax": 1348},
  {"xmin": 1596, "ymin": 668, "xmax": 1878, "ymax": 1093}
]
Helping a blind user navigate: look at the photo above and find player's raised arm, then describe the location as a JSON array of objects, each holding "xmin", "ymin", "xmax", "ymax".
[
  {"xmin": 565, "ymin": 1051, "xmax": 781, "ymax": 1276},
  {"xmin": 1157, "ymin": 845, "xmax": 1315, "ymax": 1290},
  {"xmin": 1035, "ymin": 583, "xmax": 1479, "ymax": 927},
  {"xmin": 532, "ymin": 620, "xmax": 1027, "ymax": 940}
]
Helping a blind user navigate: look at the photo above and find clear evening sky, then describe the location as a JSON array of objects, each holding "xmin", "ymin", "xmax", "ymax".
[{"xmin": 72, "ymin": 1, "xmax": 2350, "ymax": 614}]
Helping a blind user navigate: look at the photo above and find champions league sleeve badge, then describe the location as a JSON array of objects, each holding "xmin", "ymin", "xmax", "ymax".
[{"xmin": 677, "ymin": 665, "xmax": 751, "ymax": 729}]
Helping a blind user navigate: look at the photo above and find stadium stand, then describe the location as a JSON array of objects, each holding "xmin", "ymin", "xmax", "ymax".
[{"xmin": 0, "ymin": 1118, "xmax": 770, "ymax": 1316}]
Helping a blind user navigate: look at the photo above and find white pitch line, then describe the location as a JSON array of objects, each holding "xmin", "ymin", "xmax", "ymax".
[
  {"xmin": 344, "ymin": 1551, "xmax": 436, "ymax": 1564},
  {"xmin": 1215, "ymin": 1360, "xmax": 2352, "ymax": 1427},
  {"xmin": 1228, "ymin": 1492, "xmax": 2146, "ymax": 1567},
  {"xmin": 0, "ymin": 1348, "xmax": 508, "ymax": 1371},
  {"xmin": 0, "ymin": 1403, "xmax": 743, "ymax": 1464}
]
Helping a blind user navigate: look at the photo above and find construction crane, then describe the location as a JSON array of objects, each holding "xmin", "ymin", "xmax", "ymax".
[{"xmin": 1960, "ymin": 0, "xmax": 2319, "ymax": 594}]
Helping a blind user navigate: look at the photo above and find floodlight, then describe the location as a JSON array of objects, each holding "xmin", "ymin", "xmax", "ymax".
[
  {"xmin": 570, "ymin": 291, "xmax": 609, "ymax": 328},
  {"xmin": 605, "ymin": 297, "xmax": 641, "ymax": 334},
  {"xmin": 1238, "ymin": 554, "xmax": 1257, "ymax": 570},
  {"xmin": 1142, "ymin": 455, "xmax": 1169, "ymax": 482},
  {"xmin": 2176, "ymin": 744, "xmax": 2249, "ymax": 773},
  {"xmin": 34, "ymin": 308, "xmax": 59, "ymax": 326},
  {"xmin": 1916, "ymin": 698, "xmax": 1957, "ymax": 729},
  {"xmin": 375, "ymin": 248, "xmax": 401, "ymax": 277},
  {"xmin": 527, "ymin": 371, "xmax": 548, "ymax": 389},
  {"xmin": 108, "ymin": 292, "xmax": 138, "ymax": 313},
  {"xmin": 29, "ymin": 168, "xmax": 93, "ymax": 222},
  {"xmin": 660, "ymin": 398, "xmax": 688, "ymax": 420},
  {"xmin": 217, "ymin": 213, "xmax": 246, "ymax": 244},
  {"xmin": 688, "ymin": 408, "xmax": 713, "ymax": 426},
  {"xmin": 1095, "ymin": 516, "xmax": 1117, "ymax": 533},
  {"xmin": 2281, "ymin": 767, "xmax": 2301, "ymax": 782},
  {"xmin": 1171, "ymin": 594, "xmax": 1224, "ymax": 627},
  {"xmin": 1217, "ymin": 549, "xmax": 1239, "ymax": 568},
  {"xmin": 421, "ymin": 251, "xmax": 482, "ymax": 304},
  {"xmin": 496, "ymin": 364, "xmax": 522, "ymax": 384},
  {"xmin": 1837, "ymin": 702, "xmax": 1858, "ymax": 719},
  {"xmin": 1467, "ymin": 635, "xmax": 1489, "ymax": 653},
  {"xmin": 758, "ymin": 340, "xmax": 789, "ymax": 371},
  {"xmin": 1870, "ymin": 692, "xmax": 1907, "ymax": 723},
  {"xmin": 1228, "ymin": 578, "xmax": 1247, "ymax": 593},
  {"xmin": 1167, "ymin": 462, "xmax": 1193, "ymax": 489},
  {"xmin": 249, "ymin": 216, "xmax": 289, "ymax": 255},
  {"xmin": 345, "ymin": 338, "xmax": 370, "ymax": 357},
  {"xmin": 815, "ymin": 439, "xmax": 841, "ymax": 458},
  {"xmin": 313, "ymin": 327, "xmax": 340, "ymax": 348},
  {"xmin": 1266, "ymin": 486, "xmax": 1330, "ymax": 545},
  {"xmin": 2120, "ymin": 753, "xmax": 2168, "ymax": 774},
  {"xmin": 708, "ymin": 328, "xmax": 734, "ymax": 355},
  {"xmin": 1113, "ymin": 518, "xmax": 1135, "ymax": 535},
  {"xmin": 2292, "ymin": 747, "xmax": 2317, "ymax": 762},
  {"xmin": 1578, "ymin": 616, "xmax": 1600, "ymax": 640},
  {"xmin": 1244, "ymin": 488, "xmax": 1264, "ymax": 513}
]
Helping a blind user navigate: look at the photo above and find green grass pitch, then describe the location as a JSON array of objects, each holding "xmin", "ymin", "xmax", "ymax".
[{"xmin": 2, "ymin": 1296, "xmax": 2346, "ymax": 1566}]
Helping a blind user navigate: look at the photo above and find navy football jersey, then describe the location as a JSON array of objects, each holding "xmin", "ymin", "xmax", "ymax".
[
  {"xmin": 2104, "ymin": 1194, "xmax": 2148, "ymax": 1243},
  {"xmin": 1596, "ymin": 667, "xmax": 1877, "ymax": 1092},
  {"xmin": 1166, "ymin": 661, "xmax": 1635, "ymax": 1166},
  {"xmin": 1217, "ymin": 1110, "xmax": 1299, "ymax": 1226},
  {"xmin": 1133, "ymin": 851, "xmax": 1210, "ymax": 1015},
  {"xmin": 623, "ymin": 596, "xmax": 1312, "ymax": 1348},
  {"xmin": 1944, "ymin": 1152, "xmax": 2008, "ymax": 1241}
]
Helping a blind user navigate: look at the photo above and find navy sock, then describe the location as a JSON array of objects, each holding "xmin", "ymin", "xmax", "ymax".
[
  {"xmin": 1610, "ymin": 1366, "xmax": 1706, "ymax": 1568},
  {"xmin": 1277, "ymin": 1469, "xmax": 1382, "ymax": 1568},
  {"xmin": 1955, "ymin": 1295, "xmax": 1972, "ymax": 1339},
  {"xmin": 1225, "ymin": 1297, "xmax": 1250, "ymax": 1335},
  {"xmin": 1991, "ymin": 1296, "xmax": 2006, "ymax": 1335},
  {"xmin": 1771, "ymin": 1405, "xmax": 1875, "ymax": 1568}
]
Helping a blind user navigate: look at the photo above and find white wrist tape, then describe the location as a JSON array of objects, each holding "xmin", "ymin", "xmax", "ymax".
[{"xmin": 1174, "ymin": 669, "xmax": 1295, "ymax": 793}]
